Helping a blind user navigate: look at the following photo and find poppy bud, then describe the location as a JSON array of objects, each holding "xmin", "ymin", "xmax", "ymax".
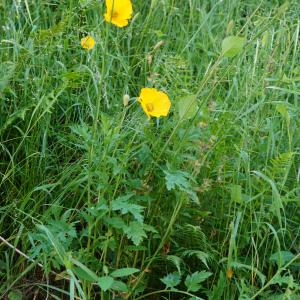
[
  {"xmin": 226, "ymin": 20, "xmax": 234, "ymax": 35},
  {"xmin": 123, "ymin": 94, "xmax": 130, "ymax": 107},
  {"xmin": 153, "ymin": 40, "xmax": 164, "ymax": 51}
]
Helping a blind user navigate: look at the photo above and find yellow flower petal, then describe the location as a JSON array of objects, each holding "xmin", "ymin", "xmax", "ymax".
[
  {"xmin": 138, "ymin": 88, "xmax": 171, "ymax": 119},
  {"xmin": 80, "ymin": 35, "xmax": 95, "ymax": 50},
  {"xmin": 104, "ymin": 0, "xmax": 133, "ymax": 28}
]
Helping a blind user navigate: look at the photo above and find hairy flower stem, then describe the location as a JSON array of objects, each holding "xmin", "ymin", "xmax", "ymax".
[
  {"xmin": 85, "ymin": 19, "xmax": 110, "ymax": 299},
  {"xmin": 126, "ymin": 194, "xmax": 185, "ymax": 298}
]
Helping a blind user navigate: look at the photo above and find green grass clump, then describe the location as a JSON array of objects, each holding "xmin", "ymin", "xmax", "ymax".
[{"xmin": 1, "ymin": 0, "xmax": 300, "ymax": 299}]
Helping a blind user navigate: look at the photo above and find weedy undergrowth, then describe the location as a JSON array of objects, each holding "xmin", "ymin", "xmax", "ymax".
[{"xmin": 1, "ymin": 0, "xmax": 300, "ymax": 299}]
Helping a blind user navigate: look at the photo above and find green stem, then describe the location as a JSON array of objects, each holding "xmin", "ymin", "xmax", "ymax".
[
  {"xmin": 250, "ymin": 253, "xmax": 300, "ymax": 300},
  {"xmin": 135, "ymin": 289, "xmax": 200, "ymax": 300},
  {"xmin": 86, "ymin": 18, "xmax": 111, "ymax": 300},
  {"xmin": 126, "ymin": 194, "xmax": 185, "ymax": 298}
]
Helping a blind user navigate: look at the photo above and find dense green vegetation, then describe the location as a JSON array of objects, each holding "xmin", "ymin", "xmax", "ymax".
[{"xmin": 1, "ymin": 0, "xmax": 300, "ymax": 299}]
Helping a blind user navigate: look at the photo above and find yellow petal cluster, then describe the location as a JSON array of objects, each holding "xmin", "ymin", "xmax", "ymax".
[
  {"xmin": 138, "ymin": 88, "xmax": 171, "ymax": 119},
  {"xmin": 104, "ymin": 0, "xmax": 133, "ymax": 28},
  {"xmin": 80, "ymin": 35, "xmax": 96, "ymax": 50}
]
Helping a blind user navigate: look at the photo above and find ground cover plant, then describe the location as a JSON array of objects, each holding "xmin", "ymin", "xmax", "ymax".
[{"xmin": 1, "ymin": 0, "xmax": 300, "ymax": 299}]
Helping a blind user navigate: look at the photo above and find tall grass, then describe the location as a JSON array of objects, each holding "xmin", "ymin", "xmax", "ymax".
[{"xmin": 1, "ymin": 0, "xmax": 300, "ymax": 299}]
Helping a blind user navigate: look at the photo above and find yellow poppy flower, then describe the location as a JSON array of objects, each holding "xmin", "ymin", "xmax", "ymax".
[
  {"xmin": 80, "ymin": 35, "xmax": 95, "ymax": 50},
  {"xmin": 104, "ymin": 0, "xmax": 133, "ymax": 28},
  {"xmin": 138, "ymin": 88, "xmax": 171, "ymax": 119}
]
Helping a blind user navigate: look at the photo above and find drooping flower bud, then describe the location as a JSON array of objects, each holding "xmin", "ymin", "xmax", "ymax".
[{"xmin": 123, "ymin": 94, "xmax": 130, "ymax": 107}]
